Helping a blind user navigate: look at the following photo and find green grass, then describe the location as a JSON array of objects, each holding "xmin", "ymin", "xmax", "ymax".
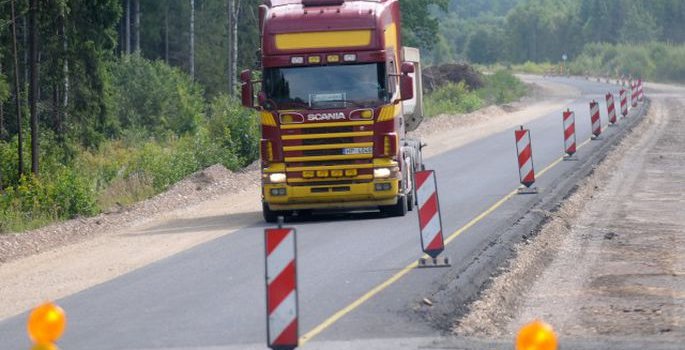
[{"xmin": 424, "ymin": 70, "xmax": 527, "ymax": 118}]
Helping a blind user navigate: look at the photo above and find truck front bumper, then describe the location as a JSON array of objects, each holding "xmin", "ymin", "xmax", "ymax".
[{"xmin": 264, "ymin": 179, "xmax": 399, "ymax": 210}]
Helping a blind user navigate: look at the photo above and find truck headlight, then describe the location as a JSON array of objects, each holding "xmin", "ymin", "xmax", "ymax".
[
  {"xmin": 269, "ymin": 173, "xmax": 287, "ymax": 183},
  {"xmin": 373, "ymin": 168, "xmax": 391, "ymax": 179}
]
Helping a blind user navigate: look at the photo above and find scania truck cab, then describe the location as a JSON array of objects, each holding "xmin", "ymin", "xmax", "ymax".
[{"xmin": 241, "ymin": 0, "xmax": 424, "ymax": 222}]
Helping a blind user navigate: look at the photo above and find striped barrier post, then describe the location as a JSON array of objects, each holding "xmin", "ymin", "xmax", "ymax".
[
  {"xmin": 265, "ymin": 227, "xmax": 299, "ymax": 350},
  {"xmin": 631, "ymin": 82, "xmax": 638, "ymax": 108},
  {"xmin": 562, "ymin": 109, "xmax": 577, "ymax": 161},
  {"xmin": 590, "ymin": 100, "xmax": 602, "ymax": 140},
  {"xmin": 620, "ymin": 89, "xmax": 628, "ymax": 117},
  {"xmin": 515, "ymin": 126, "xmax": 537, "ymax": 194},
  {"xmin": 638, "ymin": 79, "xmax": 644, "ymax": 102},
  {"xmin": 606, "ymin": 92, "xmax": 617, "ymax": 126},
  {"xmin": 415, "ymin": 170, "xmax": 449, "ymax": 267}
]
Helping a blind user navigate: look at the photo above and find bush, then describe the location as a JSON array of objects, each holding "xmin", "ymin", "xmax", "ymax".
[
  {"xmin": 568, "ymin": 42, "xmax": 685, "ymax": 82},
  {"xmin": 0, "ymin": 169, "xmax": 97, "ymax": 233},
  {"xmin": 422, "ymin": 63, "xmax": 484, "ymax": 93},
  {"xmin": 423, "ymin": 69, "xmax": 527, "ymax": 118},
  {"xmin": 206, "ymin": 94, "xmax": 260, "ymax": 167},
  {"xmin": 108, "ymin": 55, "xmax": 205, "ymax": 137},
  {"xmin": 0, "ymin": 58, "xmax": 263, "ymax": 233},
  {"xmin": 478, "ymin": 70, "xmax": 527, "ymax": 104},
  {"xmin": 424, "ymin": 81, "xmax": 484, "ymax": 117}
]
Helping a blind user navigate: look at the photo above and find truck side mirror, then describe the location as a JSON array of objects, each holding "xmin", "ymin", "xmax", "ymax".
[
  {"xmin": 240, "ymin": 69, "xmax": 254, "ymax": 108},
  {"xmin": 400, "ymin": 75, "xmax": 414, "ymax": 101},
  {"xmin": 401, "ymin": 62, "xmax": 415, "ymax": 74},
  {"xmin": 399, "ymin": 62, "xmax": 415, "ymax": 101}
]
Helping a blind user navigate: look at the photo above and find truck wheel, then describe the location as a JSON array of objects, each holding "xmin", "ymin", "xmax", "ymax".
[
  {"xmin": 407, "ymin": 164, "xmax": 416, "ymax": 212},
  {"xmin": 262, "ymin": 202, "xmax": 283, "ymax": 223},
  {"xmin": 382, "ymin": 195, "xmax": 408, "ymax": 217},
  {"xmin": 407, "ymin": 191, "xmax": 414, "ymax": 211}
]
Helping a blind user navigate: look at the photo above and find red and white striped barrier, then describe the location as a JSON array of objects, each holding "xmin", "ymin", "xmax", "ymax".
[
  {"xmin": 265, "ymin": 228, "xmax": 298, "ymax": 350},
  {"xmin": 515, "ymin": 127, "xmax": 536, "ymax": 193},
  {"xmin": 631, "ymin": 82, "xmax": 638, "ymax": 108},
  {"xmin": 637, "ymin": 79, "xmax": 644, "ymax": 102},
  {"xmin": 590, "ymin": 100, "xmax": 602, "ymax": 139},
  {"xmin": 606, "ymin": 93, "xmax": 617, "ymax": 125},
  {"xmin": 415, "ymin": 170, "xmax": 445, "ymax": 260},
  {"xmin": 563, "ymin": 109, "xmax": 577, "ymax": 159},
  {"xmin": 620, "ymin": 89, "xmax": 628, "ymax": 117}
]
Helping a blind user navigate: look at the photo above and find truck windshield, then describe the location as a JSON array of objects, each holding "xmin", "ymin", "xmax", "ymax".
[{"xmin": 263, "ymin": 63, "xmax": 389, "ymax": 109}]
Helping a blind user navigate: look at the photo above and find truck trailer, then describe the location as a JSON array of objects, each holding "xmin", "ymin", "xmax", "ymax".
[{"xmin": 241, "ymin": 0, "xmax": 425, "ymax": 222}]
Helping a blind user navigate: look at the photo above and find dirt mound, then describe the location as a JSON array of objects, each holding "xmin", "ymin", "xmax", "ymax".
[{"xmin": 422, "ymin": 63, "xmax": 484, "ymax": 93}]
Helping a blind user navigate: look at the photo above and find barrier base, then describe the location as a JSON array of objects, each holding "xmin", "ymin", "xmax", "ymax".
[
  {"xmin": 609, "ymin": 123, "xmax": 617, "ymax": 127},
  {"xmin": 591, "ymin": 135, "xmax": 602, "ymax": 141},
  {"xmin": 563, "ymin": 154, "xmax": 578, "ymax": 161},
  {"xmin": 418, "ymin": 256, "xmax": 450, "ymax": 268},
  {"xmin": 517, "ymin": 186, "xmax": 538, "ymax": 194}
]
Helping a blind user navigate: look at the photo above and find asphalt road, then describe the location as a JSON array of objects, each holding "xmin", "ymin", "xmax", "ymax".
[{"xmin": 0, "ymin": 77, "xmax": 644, "ymax": 349}]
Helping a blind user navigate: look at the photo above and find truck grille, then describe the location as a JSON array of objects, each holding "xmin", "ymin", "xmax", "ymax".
[{"xmin": 281, "ymin": 120, "xmax": 374, "ymax": 186}]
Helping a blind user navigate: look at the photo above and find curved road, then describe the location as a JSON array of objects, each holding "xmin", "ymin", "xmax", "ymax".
[{"xmin": 0, "ymin": 77, "xmax": 645, "ymax": 349}]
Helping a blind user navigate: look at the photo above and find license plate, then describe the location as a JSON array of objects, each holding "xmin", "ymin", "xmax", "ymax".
[{"xmin": 342, "ymin": 147, "xmax": 372, "ymax": 155}]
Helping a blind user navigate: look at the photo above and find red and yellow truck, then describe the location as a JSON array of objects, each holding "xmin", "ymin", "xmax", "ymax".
[{"xmin": 241, "ymin": 0, "xmax": 425, "ymax": 222}]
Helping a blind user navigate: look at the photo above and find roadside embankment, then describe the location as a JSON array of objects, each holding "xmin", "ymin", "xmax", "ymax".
[{"xmin": 455, "ymin": 90, "xmax": 685, "ymax": 346}]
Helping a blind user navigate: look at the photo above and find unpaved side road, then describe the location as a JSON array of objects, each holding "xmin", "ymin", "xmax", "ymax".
[
  {"xmin": 0, "ymin": 76, "xmax": 577, "ymax": 321},
  {"xmin": 456, "ymin": 87, "xmax": 685, "ymax": 347}
]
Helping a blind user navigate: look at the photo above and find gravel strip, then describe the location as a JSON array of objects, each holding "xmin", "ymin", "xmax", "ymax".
[
  {"xmin": 0, "ymin": 162, "xmax": 260, "ymax": 264},
  {"xmin": 455, "ymin": 94, "xmax": 684, "ymax": 343}
]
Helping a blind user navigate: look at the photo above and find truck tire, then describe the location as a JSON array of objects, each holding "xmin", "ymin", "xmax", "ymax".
[
  {"xmin": 407, "ymin": 191, "xmax": 414, "ymax": 211},
  {"xmin": 262, "ymin": 202, "xmax": 285, "ymax": 223},
  {"xmin": 381, "ymin": 195, "xmax": 408, "ymax": 217}
]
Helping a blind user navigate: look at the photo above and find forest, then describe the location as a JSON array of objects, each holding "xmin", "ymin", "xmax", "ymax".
[
  {"xmin": 0, "ymin": 0, "xmax": 451, "ymax": 232},
  {"xmin": 429, "ymin": 0, "xmax": 685, "ymax": 80},
  {"xmin": 1, "ymin": 0, "xmax": 684, "ymax": 233}
]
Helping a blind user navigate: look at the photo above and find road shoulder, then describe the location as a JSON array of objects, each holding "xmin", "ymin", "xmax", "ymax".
[{"xmin": 455, "ymin": 94, "xmax": 685, "ymax": 345}]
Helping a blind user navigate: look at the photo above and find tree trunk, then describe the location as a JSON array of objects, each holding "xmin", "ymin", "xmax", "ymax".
[
  {"xmin": 52, "ymin": 85, "xmax": 59, "ymax": 139},
  {"xmin": 0, "ymin": 62, "xmax": 5, "ymax": 141},
  {"xmin": 190, "ymin": 0, "xmax": 195, "ymax": 80},
  {"xmin": 62, "ymin": 9, "xmax": 69, "ymax": 124},
  {"xmin": 134, "ymin": 0, "xmax": 140, "ymax": 53},
  {"xmin": 23, "ymin": 16, "xmax": 28, "ymax": 92},
  {"xmin": 227, "ymin": 0, "xmax": 241, "ymax": 95},
  {"xmin": 125, "ymin": 0, "xmax": 131, "ymax": 54},
  {"xmin": 10, "ymin": 0, "xmax": 24, "ymax": 177},
  {"xmin": 29, "ymin": 0, "xmax": 39, "ymax": 176},
  {"xmin": 165, "ymin": 3, "xmax": 169, "ymax": 64}
]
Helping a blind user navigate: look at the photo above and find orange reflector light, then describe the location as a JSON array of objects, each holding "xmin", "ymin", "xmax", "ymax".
[
  {"xmin": 302, "ymin": 170, "xmax": 314, "ymax": 178},
  {"xmin": 316, "ymin": 170, "xmax": 329, "ymax": 177},
  {"xmin": 344, "ymin": 169, "xmax": 357, "ymax": 177},
  {"xmin": 516, "ymin": 320, "xmax": 557, "ymax": 350},
  {"xmin": 350, "ymin": 108, "xmax": 374, "ymax": 120},
  {"xmin": 327, "ymin": 55, "xmax": 340, "ymax": 63},
  {"xmin": 280, "ymin": 113, "xmax": 304, "ymax": 124},
  {"xmin": 308, "ymin": 55, "xmax": 321, "ymax": 64},
  {"xmin": 27, "ymin": 302, "xmax": 66, "ymax": 344},
  {"xmin": 267, "ymin": 141, "xmax": 274, "ymax": 161},
  {"xmin": 331, "ymin": 170, "xmax": 344, "ymax": 177}
]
